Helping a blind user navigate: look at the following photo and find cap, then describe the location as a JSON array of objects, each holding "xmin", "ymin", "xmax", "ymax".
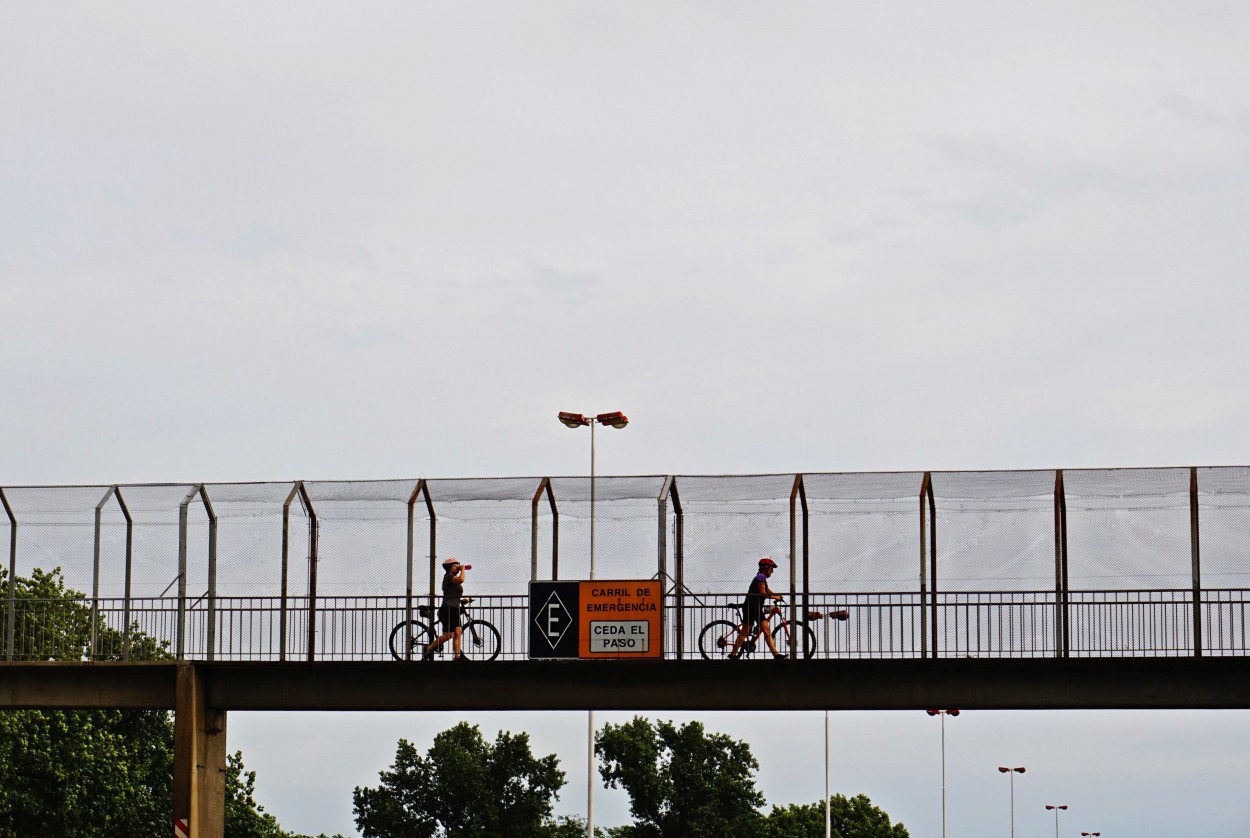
[
  {"xmin": 758, "ymin": 557, "xmax": 777, "ymax": 568},
  {"xmin": 442, "ymin": 558, "xmax": 460, "ymax": 568}
]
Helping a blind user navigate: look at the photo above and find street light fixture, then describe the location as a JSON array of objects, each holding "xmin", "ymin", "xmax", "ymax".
[
  {"xmin": 997, "ymin": 766, "xmax": 1026, "ymax": 838},
  {"xmin": 1081, "ymin": 832, "xmax": 1101, "ymax": 836},
  {"xmin": 1044, "ymin": 804, "xmax": 1068, "ymax": 838},
  {"xmin": 557, "ymin": 409, "xmax": 629, "ymax": 838},
  {"xmin": 926, "ymin": 710, "xmax": 960, "ymax": 838}
]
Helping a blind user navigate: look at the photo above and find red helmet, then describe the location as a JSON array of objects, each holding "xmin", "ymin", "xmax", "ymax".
[{"xmin": 758, "ymin": 557, "xmax": 777, "ymax": 569}]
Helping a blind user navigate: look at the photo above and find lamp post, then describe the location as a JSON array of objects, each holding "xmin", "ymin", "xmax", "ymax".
[
  {"xmin": 1044, "ymin": 804, "xmax": 1068, "ymax": 838},
  {"xmin": 557, "ymin": 409, "xmax": 629, "ymax": 838},
  {"xmin": 927, "ymin": 710, "xmax": 959, "ymax": 838},
  {"xmin": 997, "ymin": 766, "xmax": 1026, "ymax": 838}
]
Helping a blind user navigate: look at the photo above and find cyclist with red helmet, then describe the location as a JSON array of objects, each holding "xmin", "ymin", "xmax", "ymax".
[{"xmin": 728, "ymin": 557, "xmax": 785, "ymax": 659}]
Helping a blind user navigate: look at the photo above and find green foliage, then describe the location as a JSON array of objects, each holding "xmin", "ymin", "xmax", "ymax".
[
  {"xmin": 1, "ymin": 565, "xmax": 169, "ymax": 662},
  {"xmin": 0, "ymin": 567, "xmax": 302, "ymax": 837},
  {"xmin": 353, "ymin": 721, "xmax": 569, "ymax": 838},
  {"xmin": 764, "ymin": 794, "xmax": 910, "ymax": 838},
  {"xmin": 595, "ymin": 717, "xmax": 765, "ymax": 838}
]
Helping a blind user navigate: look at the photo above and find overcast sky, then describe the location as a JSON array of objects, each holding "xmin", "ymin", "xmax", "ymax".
[{"xmin": 5, "ymin": 2, "xmax": 1250, "ymax": 836}]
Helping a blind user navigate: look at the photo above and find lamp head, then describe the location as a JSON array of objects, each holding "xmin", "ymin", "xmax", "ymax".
[
  {"xmin": 558, "ymin": 412, "xmax": 590, "ymax": 428},
  {"xmin": 595, "ymin": 411, "xmax": 629, "ymax": 429}
]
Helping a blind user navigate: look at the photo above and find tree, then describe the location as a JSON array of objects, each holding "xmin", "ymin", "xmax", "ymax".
[
  {"xmin": 0, "ymin": 567, "xmax": 304, "ymax": 838},
  {"xmin": 765, "ymin": 794, "xmax": 910, "ymax": 838},
  {"xmin": 595, "ymin": 716, "xmax": 765, "ymax": 838},
  {"xmin": 353, "ymin": 721, "xmax": 570, "ymax": 838}
]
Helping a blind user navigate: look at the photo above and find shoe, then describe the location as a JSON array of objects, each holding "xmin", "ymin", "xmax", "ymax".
[
  {"xmin": 422, "ymin": 645, "xmax": 436, "ymax": 661},
  {"xmin": 726, "ymin": 652, "xmax": 740, "ymax": 660},
  {"xmin": 453, "ymin": 654, "xmax": 468, "ymax": 662},
  {"xmin": 772, "ymin": 653, "xmax": 787, "ymax": 660}
]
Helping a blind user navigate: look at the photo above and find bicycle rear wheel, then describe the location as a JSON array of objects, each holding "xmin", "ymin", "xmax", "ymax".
[
  {"xmin": 388, "ymin": 620, "xmax": 435, "ymax": 661},
  {"xmin": 461, "ymin": 620, "xmax": 502, "ymax": 661},
  {"xmin": 697, "ymin": 620, "xmax": 741, "ymax": 660},
  {"xmin": 772, "ymin": 619, "xmax": 817, "ymax": 659}
]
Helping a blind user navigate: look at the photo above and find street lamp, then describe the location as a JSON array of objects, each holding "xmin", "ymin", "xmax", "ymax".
[
  {"xmin": 926, "ymin": 709, "xmax": 960, "ymax": 838},
  {"xmin": 1044, "ymin": 804, "xmax": 1068, "ymax": 838},
  {"xmin": 997, "ymin": 766, "xmax": 1026, "ymax": 838},
  {"xmin": 557, "ymin": 409, "xmax": 629, "ymax": 838},
  {"xmin": 1081, "ymin": 832, "xmax": 1101, "ymax": 836},
  {"xmin": 556, "ymin": 411, "xmax": 629, "ymax": 575}
]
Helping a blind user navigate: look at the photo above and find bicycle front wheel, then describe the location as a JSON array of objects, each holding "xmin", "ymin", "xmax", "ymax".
[
  {"xmin": 388, "ymin": 620, "xmax": 435, "ymax": 661},
  {"xmin": 461, "ymin": 620, "xmax": 502, "ymax": 661},
  {"xmin": 773, "ymin": 619, "xmax": 817, "ymax": 659},
  {"xmin": 697, "ymin": 620, "xmax": 741, "ymax": 660}
]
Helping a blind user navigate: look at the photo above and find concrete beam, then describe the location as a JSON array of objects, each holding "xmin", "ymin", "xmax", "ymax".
[{"xmin": 3, "ymin": 658, "xmax": 1250, "ymax": 711}]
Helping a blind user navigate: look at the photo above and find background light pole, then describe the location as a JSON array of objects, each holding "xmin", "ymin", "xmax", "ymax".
[
  {"xmin": 997, "ymin": 766, "xmax": 1026, "ymax": 838},
  {"xmin": 557, "ymin": 409, "xmax": 629, "ymax": 838},
  {"xmin": 1045, "ymin": 804, "xmax": 1068, "ymax": 838},
  {"xmin": 927, "ymin": 709, "xmax": 959, "ymax": 838}
]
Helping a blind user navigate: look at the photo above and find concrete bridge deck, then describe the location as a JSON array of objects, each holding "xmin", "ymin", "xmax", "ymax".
[{"xmin": 4, "ymin": 657, "xmax": 1249, "ymax": 712}]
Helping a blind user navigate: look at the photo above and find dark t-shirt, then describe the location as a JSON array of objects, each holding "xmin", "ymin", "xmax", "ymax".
[
  {"xmin": 743, "ymin": 572, "xmax": 768, "ymax": 625},
  {"xmin": 440, "ymin": 572, "xmax": 464, "ymax": 630}
]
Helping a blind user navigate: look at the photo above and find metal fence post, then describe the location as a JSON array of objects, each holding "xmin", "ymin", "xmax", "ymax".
[
  {"xmin": 203, "ymin": 486, "xmax": 217, "ymax": 662},
  {"xmin": 671, "ymin": 478, "xmax": 684, "ymax": 660},
  {"xmin": 177, "ymin": 486, "xmax": 197, "ymax": 660},
  {"xmin": 788, "ymin": 474, "xmax": 803, "ymax": 660},
  {"xmin": 280, "ymin": 482, "xmax": 300, "ymax": 662},
  {"xmin": 920, "ymin": 473, "xmax": 935, "ymax": 658},
  {"xmin": 531, "ymin": 478, "xmax": 557, "ymax": 581},
  {"xmin": 2, "ymin": 488, "xmax": 16, "ymax": 661},
  {"xmin": 406, "ymin": 480, "xmax": 423, "ymax": 662},
  {"xmin": 1054, "ymin": 470, "xmax": 1069, "ymax": 657},
  {"xmin": 299, "ymin": 483, "xmax": 318, "ymax": 663},
  {"xmin": 1191, "ymin": 467, "xmax": 1203, "ymax": 657},
  {"xmin": 116, "ymin": 488, "xmax": 133, "ymax": 662},
  {"xmin": 91, "ymin": 487, "xmax": 115, "ymax": 661}
]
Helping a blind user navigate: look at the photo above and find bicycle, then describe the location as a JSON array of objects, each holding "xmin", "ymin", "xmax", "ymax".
[
  {"xmin": 697, "ymin": 599, "xmax": 849, "ymax": 660},
  {"xmin": 388, "ymin": 598, "xmax": 502, "ymax": 662}
]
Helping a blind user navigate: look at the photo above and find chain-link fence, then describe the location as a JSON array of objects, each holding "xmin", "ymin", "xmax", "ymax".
[{"xmin": 3, "ymin": 468, "xmax": 1248, "ymax": 662}]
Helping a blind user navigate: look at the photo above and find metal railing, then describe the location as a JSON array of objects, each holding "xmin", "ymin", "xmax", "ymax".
[{"xmin": 5, "ymin": 590, "xmax": 1247, "ymax": 662}]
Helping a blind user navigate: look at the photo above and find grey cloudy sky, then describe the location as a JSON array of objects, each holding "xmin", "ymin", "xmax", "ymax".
[{"xmin": 4, "ymin": 2, "xmax": 1250, "ymax": 836}]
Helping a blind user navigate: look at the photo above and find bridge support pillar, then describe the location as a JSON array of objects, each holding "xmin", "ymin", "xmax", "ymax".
[{"xmin": 174, "ymin": 664, "xmax": 227, "ymax": 838}]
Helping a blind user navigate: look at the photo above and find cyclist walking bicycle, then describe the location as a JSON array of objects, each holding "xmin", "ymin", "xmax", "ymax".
[
  {"xmin": 426, "ymin": 557, "xmax": 470, "ymax": 661},
  {"xmin": 729, "ymin": 557, "xmax": 785, "ymax": 660}
]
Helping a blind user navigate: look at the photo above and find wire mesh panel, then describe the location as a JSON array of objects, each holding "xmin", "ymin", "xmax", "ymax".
[
  {"xmin": 303, "ymin": 480, "xmax": 418, "ymax": 597},
  {"xmin": 202, "ymin": 483, "xmax": 303, "ymax": 598},
  {"xmin": 1, "ymin": 486, "xmax": 114, "ymax": 597},
  {"xmin": 425, "ymin": 478, "xmax": 540, "ymax": 596},
  {"xmin": 932, "ymin": 470, "xmax": 1056, "ymax": 592},
  {"xmin": 678, "ymin": 474, "xmax": 797, "ymax": 593},
  {"xmin": 1063, "ymin": 468, "xmax": 1192, "ymax": 590},
  {"xmin": 1196, "ymin": 467, "xmax": 1250, "ymax": 589},
  {"xmin": 543, "ymin": 476, "xmax": 668, "ymax": 582},
  {"xmin": 804, "ymin": 472, "xmax": 925, "ymax": 594}
]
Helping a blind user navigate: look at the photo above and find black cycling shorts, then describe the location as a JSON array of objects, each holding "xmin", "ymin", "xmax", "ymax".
[{"xmin": 439, "ymin": 603, "xmax": 462, "ymax": 632}]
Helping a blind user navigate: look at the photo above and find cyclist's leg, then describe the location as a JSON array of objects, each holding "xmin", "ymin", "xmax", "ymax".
[{"xmin": 761, "ymin": 615, "xmax": 782, "ymax": 656}]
